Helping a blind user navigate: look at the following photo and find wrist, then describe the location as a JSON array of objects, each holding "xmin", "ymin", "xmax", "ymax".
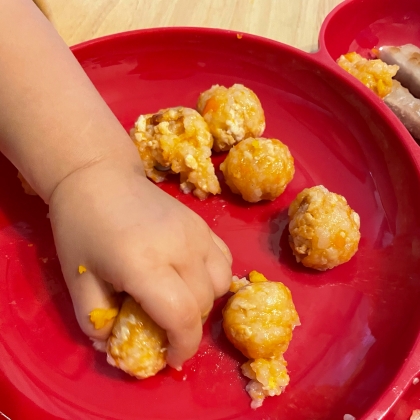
[{"xmin": 47, "ymin": 142, "xmax": 145, "ymax": 205}]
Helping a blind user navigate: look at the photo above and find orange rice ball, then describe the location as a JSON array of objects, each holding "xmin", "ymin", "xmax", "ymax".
[
  {"xmin": 336, "ymin": 52, "xmax": 399, "ymax": 98},
  {"xmin": 223, "ymin": 271, "xmax": 300, "ymax": 408},
  {"xmin": 197, "ymin": 84, "xmax": 265, "ymax": 151},
  {"xmin": 220, "ymin": 137, "xmax": 295, "ymax": 203},
  {"xmin": 288, "ymin": 185, "xmax": 361, "ymax": 271},
  {"xmin": 130, "ymin": 106, "xmax": 220, "ymax": 200},
  {"xmin": 106, "ymin": 296, "xmax": 167, "ymax": 379},
  {"xmin": 223, "ymin": 274, "xmax": 300, "ymax": 360}
]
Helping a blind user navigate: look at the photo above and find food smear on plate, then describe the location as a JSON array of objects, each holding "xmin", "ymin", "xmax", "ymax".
[
  {"xmin": 337, "ymin": 50, "xmax": 420, "ymax": 141},
  {"xmin": 377, "ymin": 44, "xmax": 420, "ymax": 98},
  {"xmin": 92, "ymin": 295, "xmax": 168, "ymax": 379},
  {"xmin": 130, "ymin": 106, "xmax": 220, "ymax": 199},
  {"xmin": 222, "ymin": 271, "xmax": 300, "ymax": 409},
  {"xmin": 220, "ymin": 137, "xmax": 295, "ymax": 202},
  {"xmin": 197, "ymin": 84, "xmax": 265, "ymax": 152},
  {"xmin": 288, "ymin": 185, "xmax": 360, "ymax": 271}
]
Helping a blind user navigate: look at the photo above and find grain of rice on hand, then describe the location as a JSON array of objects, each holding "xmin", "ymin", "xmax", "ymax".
[
  {"xmin": 288, "ymin": 185, "xmax": 361, "ymax": 271},
  {"xmin": 220, "ymin": 137, "xmax": 295, "ymax": 202},
  {"xmin": 197, "ymin": 84, "xmax": 266, "ymax": 152},
  {"xmin": 130, "ymin": 106, "xmax": 221, "ymax": 200},
  {"xmin": 223, "ymin": 271, "xmax": 300, "ymax": 409}
]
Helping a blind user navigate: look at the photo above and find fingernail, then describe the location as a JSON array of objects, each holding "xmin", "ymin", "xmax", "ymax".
[{"xmin": 174, "ymin": 365, "xmax": 183, "ymax": 372}]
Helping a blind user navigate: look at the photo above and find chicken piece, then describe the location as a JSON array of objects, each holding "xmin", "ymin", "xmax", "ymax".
[
  {"xmin": 130, "ymin": 106, "xmax": 220, "ymax": 200},
  {"xmin": 378, "ymin": 44, "xmax": 420, "ymax": 98},
  {"xmin": 337, "ymin": 52, "xmax": 399, "ymax": 98},
  {"xmin": 197, "ymin": 84, "xmax": 265, "ymax": 152},
  {"xmin": 288, "ymin": 185, "xmax": 360, "ymax": 271},
  {"xmin": 106, "ymin": 296, "xmax": 168, "ymax": 379},
  {"xmin": 223, "ymin": 271, "xmax": 300, "ymax": 408},
  {"xmin": 220, "ymin": 137, "xmax": 295, "ymax": 203},
  {"xmin": 384, "ymin": 80, "xmax": 420, "ymax": 140}
]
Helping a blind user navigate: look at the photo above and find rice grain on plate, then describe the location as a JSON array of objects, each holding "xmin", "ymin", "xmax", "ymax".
[
  {"xmin": 288, "ymin": 185, "xmax": 360, "ymax": 271},
  {"xmin": 220, "ymin": 137, "xmax": 295, "ymax": 202},
  {"xmin": 131, "ymin": 106, "xmax": 220, "ymax": 199},
  {"xmin": 197, "ymin": 84, "xmax": 265, "ymax": 151}
]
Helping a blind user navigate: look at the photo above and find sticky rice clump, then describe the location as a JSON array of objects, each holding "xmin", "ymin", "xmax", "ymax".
[
  {"xmin": 130, "ymin": 106, "xmax": 220, "ymax": 200},
  {"xmin": 220, "ymin": 137, "xmax": 294, "ymax": 202},
  {"xmin": 197, "ymin": 84, "xmax": 265, "ymax": 151},
  {"xmin": 223, "ymin": 271, "xmax": 300, "ymax": 408},
  {"xmin": 337, "ymin": 52, "xmax": 399, "ymax": 98},
  {"xmin": 106, "ymin": 296, "xmax": 168, "ymax": 379},
  {"xmin": 288, "ymin": 185, "xmax": 361, "ymax": 271}
]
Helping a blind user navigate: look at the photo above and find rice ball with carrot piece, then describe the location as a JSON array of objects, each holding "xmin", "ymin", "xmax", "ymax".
[
  {"xmin": 336, "ymin": 52, "xmax": 398, "ymax": 98},
  {"xmin": 130, "ymin": 106, "xmax": 220, "ymax": 200},
  {"xmin": 106, "ymin": 296, "xmax": 168, "ymax": 379},
  {"xmin": 288, "ymin": 185, "xmax": 361, "ymax": 271},
  {"xmin": 220, "ymin": 137, "xmax": 295, "ymax": 203},
  {"xmin": 223, "ymin": 271, "xmax": 300, "ymax": 408},
  {"xmin": 197, "ymin": 84, "xmax": 265, "ymax": 152}
]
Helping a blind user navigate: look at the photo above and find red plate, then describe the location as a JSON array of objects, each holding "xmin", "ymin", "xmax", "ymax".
[
  {"xmin": 319, "ymin": 1, "xmax": 420, "ymax": 418},
  {"xmin": 2, "ymin": 23, "xmax": 420, "ymax": 420}
]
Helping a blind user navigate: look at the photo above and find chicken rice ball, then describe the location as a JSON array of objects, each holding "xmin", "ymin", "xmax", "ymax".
[
  {"xmin": 288, "ymin": 185, "xmax": 361, "ymax": 271},
  {"xmin": 130, "ymin": 106, "xmax": 220, "ymax": 199},
  {"xmin": 91, "ymin": 296, "xmax": 168, "ymax": 379},
  {"xmin": 223, "ymin": 271, "xmax": 300, "ymax": 408},
  {"xmin": 220, "ymin": 137, "xmax": 294, "ymax": 203},
  {"xmin": 197, "ymin": 84, "xmax": 265, "ymax": 152}
]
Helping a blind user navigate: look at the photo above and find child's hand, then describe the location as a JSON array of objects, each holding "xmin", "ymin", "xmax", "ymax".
[
  {"xmin": 49, "ymin": 152, "xmax": 232, "ymax": 369},
  {"xmin": 0, "ymin": 0, "xmax": 232, "ymax": 370}
]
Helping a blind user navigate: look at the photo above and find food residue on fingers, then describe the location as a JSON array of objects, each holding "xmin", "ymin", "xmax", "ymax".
[
  {"xmin": 89, "ymin": 307, "xmax": 119, "ymax": 330},
  {"xmin": 78, "ymin": 265, "xmax": 87, "ymax": 274}
]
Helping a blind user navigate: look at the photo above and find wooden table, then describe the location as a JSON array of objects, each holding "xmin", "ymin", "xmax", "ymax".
[{"xmin": 38, "ymin": 0, "xmax": 343, "ymax": 52}]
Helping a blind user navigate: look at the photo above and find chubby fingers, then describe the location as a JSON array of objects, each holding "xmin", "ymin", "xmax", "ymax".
[
  {"xmin": 63, "ymin": 267, "xmax": 118, "ymax": 342},
  {"xmin": 207, "ymin": 231, "xmax": 233, "ymax": 298},
  {"xmin": 119, "ymin": 266, "xmax": 203, "ymax": 370}
]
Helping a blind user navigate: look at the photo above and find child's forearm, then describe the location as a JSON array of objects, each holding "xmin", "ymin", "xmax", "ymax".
[{"xmin": 0, "ymin": 0, "xmax": 141, "ymax": 203}]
